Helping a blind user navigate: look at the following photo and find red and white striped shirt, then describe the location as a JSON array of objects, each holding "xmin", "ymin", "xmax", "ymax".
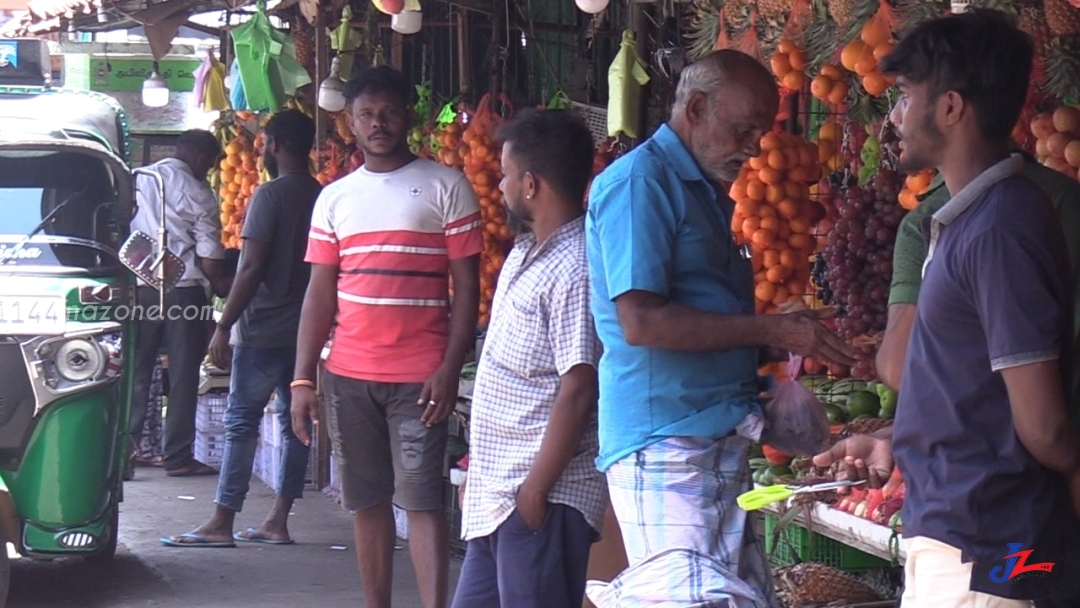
[{"xmin": 305, "ymin": 159, "xmax": 483, "ymax": 383}]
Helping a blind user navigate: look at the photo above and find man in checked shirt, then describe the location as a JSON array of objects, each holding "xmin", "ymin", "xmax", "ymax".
[{"xmin": 451, "ymin": 109, "xmax": 605, "ymax": 608}]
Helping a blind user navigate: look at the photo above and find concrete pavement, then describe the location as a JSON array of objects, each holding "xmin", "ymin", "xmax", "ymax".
[{"xmin": 7, "ymin": 467, "xmax": 461, "ymax": 607}]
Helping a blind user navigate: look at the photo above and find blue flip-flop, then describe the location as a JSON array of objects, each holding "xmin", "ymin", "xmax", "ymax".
[
  {"xmin": 234, "ymin": 527, "xmax": 295, "ymax": 545},
  {"xmin": 161, "ymin": 532, "xmax": 236, "ymax": 548}
]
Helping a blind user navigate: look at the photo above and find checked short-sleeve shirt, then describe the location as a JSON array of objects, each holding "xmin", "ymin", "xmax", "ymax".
[{"xmin": 461, "ymin": 216, "xmax": 606, "ymax": 541}]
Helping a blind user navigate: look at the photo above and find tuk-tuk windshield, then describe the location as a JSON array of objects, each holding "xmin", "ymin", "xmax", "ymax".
[{"xmin": 0, "ymin": 150, "xmax": 123, "ymax": 271}]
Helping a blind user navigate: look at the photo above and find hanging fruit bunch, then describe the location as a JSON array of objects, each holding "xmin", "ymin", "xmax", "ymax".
[
  {"xmin": 898, "ymin": 169, "xmax": 936, "ymax": 211},
  {"xmin": 219, "ymin": 131, "xmax": 260, "ymax": 250},
  {"xmin": 730, "ymin": 131, "xmax": 823, "ymax": 315},
  {"xmin": 462, "ymin": 94, "xmax": 514, "ymax": 327},
  {"xmin": 839, "ymin": 28, "xmax": 892, "ymax": 99},
  {"xmin": 770, "ymin": 39, "xmax": 809, "ymax": 92},
  {"xmin": 431, "ymin": 102, "xmax": 468, "ymax": 171},
  {"xmin": 314, "ymin": 139, "xmax": 348, "ymax": 186},
  {"xmin": 820, "ymin": 168, "xmax": 907, "ymax": 380},
  {"xmin": 810, "ymin": 64, "xmax": 849, "ymax": 107},
  {"xmin": 815, "ymin": 120, "xmax": 846, "ymax": 175},
  {"xmin": 408, "ymin": 83, "xmax": 435, "ymax": 158},
  {"xmin": 1032, "ymin": 106, "xmax": 1080, "ymax": 180}
]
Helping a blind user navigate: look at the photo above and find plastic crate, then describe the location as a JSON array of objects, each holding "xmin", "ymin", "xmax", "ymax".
[
  {"xmin": 194, "ymin": 432, "xmax": 225, "ymax": 468},
  {"xmin": 763, "ymin": 513, "xmax": 890, "ymax": 571},
  {"xmin": 196, "ymin": 390, "xmax": 229, "ymax": 433},
  {"xmin": 256, "ymin": 438, "xmax": 319, "ymax": 493}
]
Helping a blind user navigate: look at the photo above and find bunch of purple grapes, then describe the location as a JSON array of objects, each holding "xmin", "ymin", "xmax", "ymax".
[{"xmin": 821, "ymin": 171, "xmax": 908, "ymax": 379}]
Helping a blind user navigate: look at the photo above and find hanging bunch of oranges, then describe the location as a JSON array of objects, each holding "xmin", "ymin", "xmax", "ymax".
[
  {"xmin": 730, "ymin": 131, "xmax": 823, "ymax": 314},
  {"xmin": 218, "ymin": 134, "xmax": 260, "ymax": 250},
  {"xmin": 770, "ymin": 39, "xmax": 809, "ymax": 92},
  {"xmin": 839, "ymin": 9, "xmax": 894, "ymax": 97},
  {"xmin": 810, "ymin": 64, "xmax": 849, "ymax": 107},
  {"xmin": 432, "ymin": 114, "xmax": 468, "ymax": 171},
  {"xmin": 898, "ymin": 169, "xmax": 936, "ymax": 211},
  {"xmin": 461, "ymin": 94, "xmax": 513, "ymax": 328}
]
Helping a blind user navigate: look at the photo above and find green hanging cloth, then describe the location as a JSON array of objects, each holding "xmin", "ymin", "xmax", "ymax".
[
  {"xmin": 607, "ymin": 30, "xmax": 650, "ymax": 139},
  {"xmin": 330, "ymin": 6, "xmax": 363, "ymax": 81},
  {"xmin": 231, "ymin": 0, "xmax": 280, "ymax": 112}
]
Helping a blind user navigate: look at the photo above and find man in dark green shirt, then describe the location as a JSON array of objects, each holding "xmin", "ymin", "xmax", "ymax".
[{"xmin": 877, "ymin": 156, "xmax": 1080, "ymax": 413}]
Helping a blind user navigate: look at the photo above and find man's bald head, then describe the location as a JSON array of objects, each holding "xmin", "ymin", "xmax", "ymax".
[
  {"xmin": 669, "ymin": 50, "xmax": 779, "ymax": 182},
  {"xmin": 673, "ymin": 50, "xmax": 778, "ymax": 117}
]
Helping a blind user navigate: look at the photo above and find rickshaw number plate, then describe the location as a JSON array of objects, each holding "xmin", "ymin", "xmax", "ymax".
[{"xmin": 0, "ymin": 296, "xmax": 66, "ymax": 335}]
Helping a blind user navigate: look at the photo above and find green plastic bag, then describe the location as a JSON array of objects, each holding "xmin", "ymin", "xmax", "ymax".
[
  {"xmin": 330, "ymin": 6, "xmax": 362, "ymax": 81},
  {"xmin": 268, "ymin": 29, "xmax": 312, "ymax": 102},
  {"xmin": 230, "ymin": 0, "xmax": 279, "ymax": 111},
  {"xmin": 607, "ymin": 30, "xmax": 649, "ymax": 139}
]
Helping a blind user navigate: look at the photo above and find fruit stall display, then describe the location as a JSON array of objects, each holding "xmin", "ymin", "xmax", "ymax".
[{"xmin": 683, "ymin": 0, "xmax": 1080, "ymax": 595}]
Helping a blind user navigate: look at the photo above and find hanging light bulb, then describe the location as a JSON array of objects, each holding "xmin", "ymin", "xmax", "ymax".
[
  {"xmin": 575, "ymin": 0, "xmax": 609, "ymax": 14},
  {"xmin": 96, "ymin": 5, "xmax": 109, "ymax": 24},
  {"xmin": 141, "ymin": 62, "xmax": 169, "ymax": 108},
  {"xmin": 318, "ymin": 56, "xmax": 347, "ymax": 112}
]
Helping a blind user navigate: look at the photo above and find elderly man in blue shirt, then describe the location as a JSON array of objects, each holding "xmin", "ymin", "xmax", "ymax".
[{"xmin": 585, "ymin": 50, "xmax": 857, "ymax": 607}]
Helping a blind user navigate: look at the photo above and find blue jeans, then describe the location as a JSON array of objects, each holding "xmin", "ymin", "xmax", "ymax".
[{"xmin": 215, "ymin": 346, "xmax": 310, "ymax": 512}]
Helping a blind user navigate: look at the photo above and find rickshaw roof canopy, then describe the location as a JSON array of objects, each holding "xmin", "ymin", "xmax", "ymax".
[{"xmin": 0, "ymin": 89, "xmax": 127, "ymax": 159}]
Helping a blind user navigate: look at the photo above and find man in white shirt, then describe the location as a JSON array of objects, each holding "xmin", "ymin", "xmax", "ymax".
[
  {"xmin": 128, "ymin": 129, "xmax": 229, "ymax": 479},
  {"xmin": 451, "ymin": 109, "xmax": 605, "ymax": 608}
]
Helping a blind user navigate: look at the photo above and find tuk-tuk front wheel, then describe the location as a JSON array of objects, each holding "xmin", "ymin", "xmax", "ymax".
[{"xmin": 86, "ymin": 503, "xmax": 118, "ymax": 563}]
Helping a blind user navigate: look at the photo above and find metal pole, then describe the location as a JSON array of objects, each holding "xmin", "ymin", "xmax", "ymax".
[{"xmin": 315, "ymin": 6, "xmax": 330, "ymax": 159}]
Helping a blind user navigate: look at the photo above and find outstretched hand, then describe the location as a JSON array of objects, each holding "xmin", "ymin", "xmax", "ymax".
[{"xmin": 812, "ymin": 432, "xmax": 894, "ymax": 493}]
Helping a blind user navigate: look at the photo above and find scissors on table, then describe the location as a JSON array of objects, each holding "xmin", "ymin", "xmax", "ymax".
[{"xmin": 737, "ymin": 480, "xmax": 867, "ymax": 511}]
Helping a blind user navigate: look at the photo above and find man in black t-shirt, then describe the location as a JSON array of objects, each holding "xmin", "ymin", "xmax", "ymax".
[{"xmin": 162, "ymin": 110, "xmax": 323, "ymax": 548}]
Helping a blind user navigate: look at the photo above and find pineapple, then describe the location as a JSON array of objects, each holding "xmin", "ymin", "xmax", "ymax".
[
  {"xmin": 725, "ymin": 0, "xmax": 755, "ymax": 32},
  {"xmin": 1018, "ymin": 4, "xmax": 1050, "ymax": 41},
  {"xmin": 292, "ymin": 14, "xmax": 315, "ymax": 74},
  {"xmin": 687, "ymin": 0, "xmax": 724, "ymax": 58},
  {"xmin": 896, "ymin": 0, "xmax": 949, "ymax": 35},
  {"xmin": 774, "ymin": 562, "xmax": 883, "ymax": 605},
  {"xmin": 757, "ymin": 0, "xmax": 791, "ymax": 24},
  {"xmin": 829, "ymin": 0, "xmax": 858, "ymax": 30},
  {"xmin": 1044, "ymin": 0, "xmax": 1080, "ymax": 37}
]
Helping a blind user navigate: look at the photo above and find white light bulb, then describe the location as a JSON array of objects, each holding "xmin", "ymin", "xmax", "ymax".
[{"xmin": 142, "ymin": 68, "xmax": 169, "ymax": 108}]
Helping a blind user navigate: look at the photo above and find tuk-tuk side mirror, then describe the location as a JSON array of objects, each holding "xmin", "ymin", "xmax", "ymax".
[{"xmin": 118, "ymin": 231, "xmax": 185, "ymax": 293}]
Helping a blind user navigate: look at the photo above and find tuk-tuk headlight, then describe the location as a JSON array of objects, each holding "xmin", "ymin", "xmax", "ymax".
[
  {"xmin": 38, "ymin": 331, "xmax": 122, "ymax": 390},
  {"xmin": 55, "ymin": 339, "xmax": 104, "ymax": 382}
]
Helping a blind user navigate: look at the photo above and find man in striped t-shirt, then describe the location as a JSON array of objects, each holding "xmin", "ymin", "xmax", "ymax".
[{"xmin": 291, "ymin": 66, "xmax": 482, "ymax": 608}]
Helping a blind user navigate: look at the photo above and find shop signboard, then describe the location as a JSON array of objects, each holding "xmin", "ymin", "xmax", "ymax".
[{"xmin": 64, "ymin": 54, "xmax": 200, "ymax": 93}]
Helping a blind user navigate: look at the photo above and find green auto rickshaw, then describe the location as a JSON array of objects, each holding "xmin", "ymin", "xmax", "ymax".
[{"xmin": 0, "ymin": 39, "xmax": 183, "ymax": 604}]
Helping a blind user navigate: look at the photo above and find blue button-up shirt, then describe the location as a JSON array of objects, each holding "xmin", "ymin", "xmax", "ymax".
[{"xmin": 586, "ymin": 124, "xmax": 761, "ymax": 471}]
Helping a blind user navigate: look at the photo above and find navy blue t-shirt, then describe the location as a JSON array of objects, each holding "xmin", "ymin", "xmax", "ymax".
[{"xmin": 894, "ymin": 158, "xmax": 1080, "ymax": 600}]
